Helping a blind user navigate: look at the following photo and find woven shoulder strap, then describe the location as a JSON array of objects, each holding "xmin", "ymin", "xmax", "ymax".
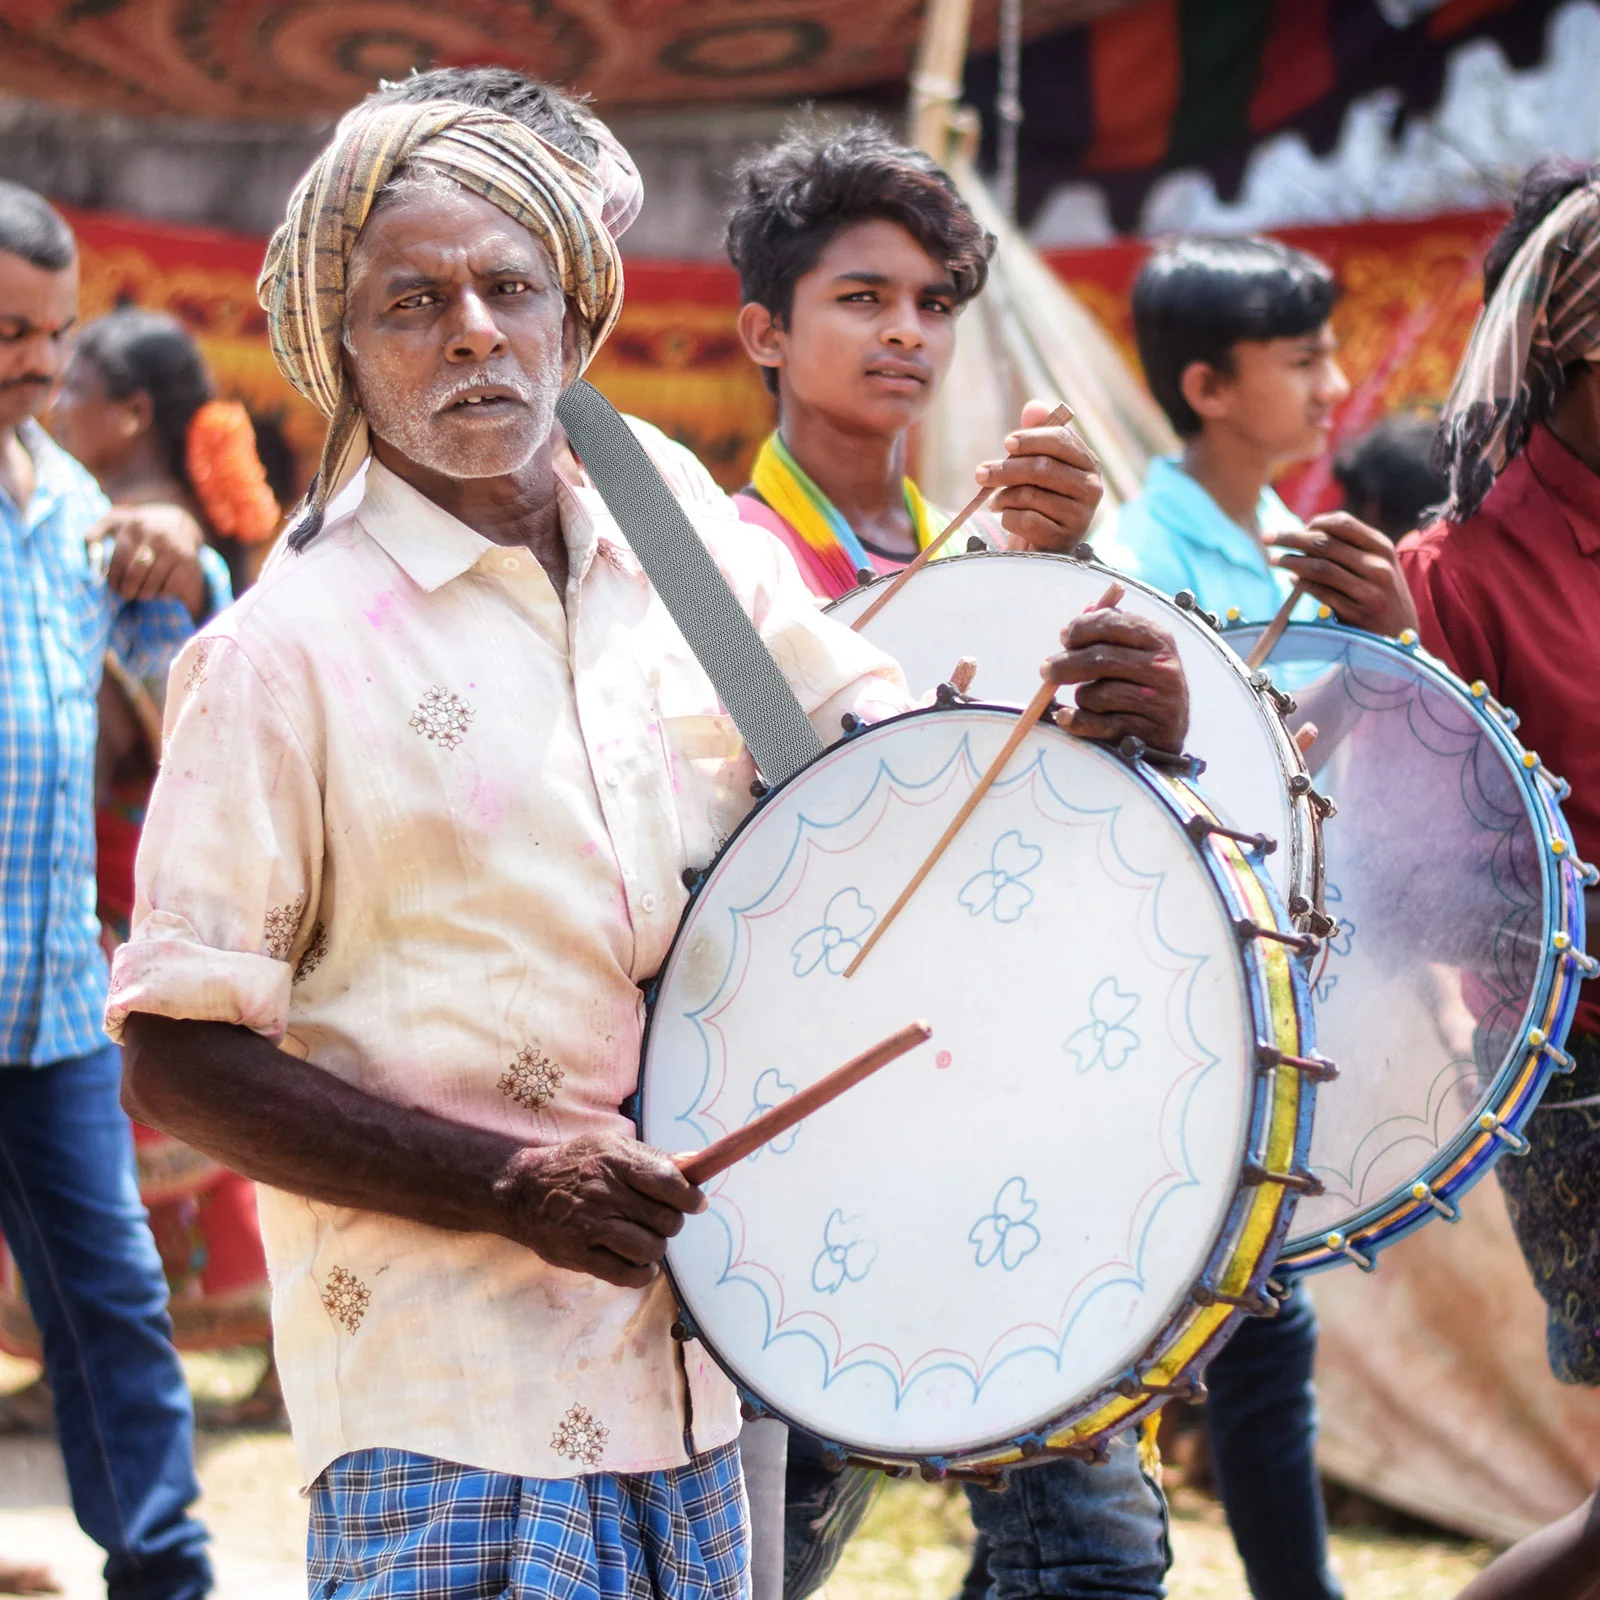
[{"xmin": 557, "ymin": 381, "xmax": 823, "ymax": 785}]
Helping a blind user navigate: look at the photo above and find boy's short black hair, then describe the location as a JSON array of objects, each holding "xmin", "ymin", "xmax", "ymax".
[
  {"xmin": 725, "ymin": 122, "xmax": 995, "ymax": 390},
  {"xmin": 1131, "ymin": 237, "xmax": 1339, "ymax": 438},
  {"xmin": 364, "ymin": 67, "xmax": 598, "ymax": 168},
  {"xmin": 0, "ymin": 180, "xmax": 75, "ymax": 273}
]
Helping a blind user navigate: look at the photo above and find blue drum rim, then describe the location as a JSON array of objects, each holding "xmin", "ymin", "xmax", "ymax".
[
  {"xmin": 1221, "ymin": 617, "xmax": 1593, "ymax": 1276},
  {"xmin": 638, "ymin": 699, "xmax": 1321, "ymax": 1475}
]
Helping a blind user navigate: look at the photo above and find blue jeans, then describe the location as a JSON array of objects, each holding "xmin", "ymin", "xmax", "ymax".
[
  {"xmin": 0, "ymin": 1046, "xmax": 211, "ymax": 1599},
  {"xmin": 1203, "ymin": 1282, "xmax": 1342, "ymax": 1600},
  {"xmin": 962, "ymin": 1431, "xmax": 1170, "ymax": 1598}
]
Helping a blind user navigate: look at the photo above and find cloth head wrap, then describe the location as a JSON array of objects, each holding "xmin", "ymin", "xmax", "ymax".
[
  {"xmin": 257, "ymin": 98, "xmax": 624, "ymax": 545},
  {"xmin": 575, "ymin": 107, "xmax": 644, "ymax": 239},
  {"xmin": 1439, "ymin": 183, "xmax": 1600, "ymax": 521}
]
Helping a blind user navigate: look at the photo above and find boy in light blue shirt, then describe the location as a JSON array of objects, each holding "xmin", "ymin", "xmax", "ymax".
[{"xmin": 1105, "ymin": 235, "xmax": 1413, "ymax": 637}]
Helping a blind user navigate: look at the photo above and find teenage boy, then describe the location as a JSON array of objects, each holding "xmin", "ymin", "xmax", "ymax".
[
  {"xmin": 728, "ymin": 123, "xmax": 1103, "ymax": 599},
  {"xmin": 726, "ymin": 124, "xmax": 1171, "ymax": 1600},
  {"xmin": 1102, "ymin": 236, "xmax": 1419, "ymax": 1600}
]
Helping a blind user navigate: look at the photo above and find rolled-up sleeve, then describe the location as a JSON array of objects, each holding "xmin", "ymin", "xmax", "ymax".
[{"xmin": 105, "ymin": 628, "xmax": 323, "ymax": 1043}]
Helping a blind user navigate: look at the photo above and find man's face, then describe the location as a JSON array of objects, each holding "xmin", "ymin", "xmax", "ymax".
[
  {"xmin": 744, "ymin": 218, "xmax": 960, "ymax": 435},
  {"xmin": 1190, "ymin": 324, "xmax": 1348, "ymax": 467},
  {"xmin": 0, "ymin": 249, "xmax": 78, "ymax": 436},
  {"xmin": 342, "ymin": 182, "xmax": 577, "ymax": 483}
]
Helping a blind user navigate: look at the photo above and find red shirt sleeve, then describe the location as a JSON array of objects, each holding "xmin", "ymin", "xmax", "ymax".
[{"xmin": 1397, "ymin": 522, "xmax": 1504, "ymax": 696}]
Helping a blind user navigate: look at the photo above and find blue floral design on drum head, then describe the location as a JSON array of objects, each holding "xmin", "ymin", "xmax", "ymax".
[
  {"xmin": 812, "ymin": 1209, "xmax": 878, "ymax": 1294},
  {"xmin": 744, "ymin": 1069, "xmax": 799, "ymax": 1158},
  {"xmin": 959, "ymin": 830, "xmax": 1043, "ymax": 923},
  {"xmin": 791, "ymin": 888, "xmax": 876, "ymax": 977},
  {"xmin": 969, "ymin": 1177, "xmax": 1042, "ymax": 1271},
  {"xmin": 1063, "ymin": 977, "xmax": 1142, "ymax": 1072}
]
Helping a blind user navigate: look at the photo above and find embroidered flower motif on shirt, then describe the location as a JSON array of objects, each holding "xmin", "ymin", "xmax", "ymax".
[
  {"xmin": 320, "ymin": 1266, "xmax": 370, "ymax": 1333},
  {"xmin": 409, "ymin": 687, "xmax": 475, "ymax": 750},
  {"xmin": 551, "ymin": 1403, "xmax": 608, "ymax": 1466},
  {"xmin": 262, "ymin": 895, "xmax": 306, "ymax": 963},
  {"xmin": 184, "ymin": 641, "xmax": 213, "ymax": 695},
  {"xmin": 500, "ymin": 1045, "xmax": 564, "ymax": 1110},
  {"xmin": 293, "ymin": 922, "xmax": 329, "ymax": 984}
]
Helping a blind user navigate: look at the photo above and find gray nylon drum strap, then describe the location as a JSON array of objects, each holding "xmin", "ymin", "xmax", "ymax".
[{"xmin": 556, "ymin": 380, "xmax": 824, "ymax": 786}]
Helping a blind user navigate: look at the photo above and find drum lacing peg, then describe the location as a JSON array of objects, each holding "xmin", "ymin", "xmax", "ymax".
[
  {"xmin": 883, "ymin": 1464, "xmax": 914, "ymax": 1480},
  {"xmin": 854, "ymin": 566, "xmax": 876, "ymax": 588},
  {"xmin": 1528, "ymin": 1026, "xmax": 1577, "ymax": 1073},
  {"xmin": 1233, "ymin": 917, "xmax": 1319, "ymax": 959},
  {"xmin": 1468, "ymin": 679, "xmax": 1521, "ymax": 730},
  {"xmin": 919, "ymin": 1457, "xmax": 951, "ymax": 1483},
  {"xmin": 1553, "ymin": 932, "xmax": 1599, "ymax": 976},
  {"xmin": 1069, "ymin": 541, "xmax": 1096, "ymax": 564},
  {"xmin": 1255, "ymin": 1042, "xmax": 1338, "ymax": 1082},
  {"xmin": 966, "ymin": 534, "xmax": 987, "ymax": 554},
  {"xmin": 1243, "ymin": 1158, "xmax": 1325, "ymax": 1197},
  {"xmin": 1323, "ymin": 1231, "xmax": 1377, "ymax": 1271},
  {"xmin": 1538, "ymin": 768, "xmax": 1573, "ymax": 801},
  {"xmin": 1118, "ymin": 1370, "xmax": 1206, "ymax": 1402},
  {"xmin": 1247, "ymin": 670, "xmax": 1297, "ymax": 718},
  {"xmin": 1173, "ymin": 590, "xmax": 1198, "ymax": 612},
  {"xmin": 1118, "ymin": 735, "xmax": 1198, "ymax": 775},
  {"xmin": 934, "ymin": 682, "xmax": 975, "ymax": 709},
  {"xmin": 1061, "ymin": 1440, "xmax": 1110, "ymax": 1465},
  {"xmin": 1290, "ymin": 899, "xmax": 1339, "ymax": 939},
  {"xmin": 819, "ymin": 1445, "xmax": 849, "ymax": 1472},
  {"xmin": 1017, "ymin": 1432, "xmax": 1049, "ymax": 1459},
  {"xmin": 1410, "ymin": 1181, "xmax": 1461, "ymax": 1222},
  {"xmin": 1478, "ymin": 1110, "xmax": 1531, "ymax": 1155},
  {"xmin": 1398, "ymin": 628, "xmax": 1421, "ymax": 651},
  {"xmin": 739, "ymin": 1397, "xmax": 769, "ymax": 1421},
  {"xmin": 1184, "ymin": 815, "xmax": 1277, "ymax": 856},
  {"xmin": 669, "ymin": 1315, "xmax": 699, "ymax": 1342},
  {"xmin": 749, "ymin": 776, "xmax": 770, "ymax": 800},
  {"xmin": 680, "ymin": 865, "xmax": 704, "ymax": 892},
  {"xmin": 1193, "ymin": 1282, "xmax": 1277, "ymax": 1316}
]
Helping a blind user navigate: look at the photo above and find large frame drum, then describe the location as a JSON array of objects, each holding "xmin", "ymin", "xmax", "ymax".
[
  {"xmin": 640, "ymin": 702, "xmax": 1323, "ymax": 1474},
  {"xmin": 1225, "ymin": 621, "xmax": 1594, "ymax": 1274}
]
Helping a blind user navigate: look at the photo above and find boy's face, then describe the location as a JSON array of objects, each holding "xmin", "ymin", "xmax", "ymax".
[
  {"xmin": 738, "ymin": 218, "xmax": 960, "ymax": 434},
  {"xmin": 1184, "ymin": 324, "xmax": 1348, "ymax": 467}
]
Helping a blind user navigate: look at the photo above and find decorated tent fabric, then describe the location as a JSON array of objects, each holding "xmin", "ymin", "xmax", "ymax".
[
  {"xmin": 0, "ymin": 0, "xmax": 1094, "ymax": 120},
  {"xmin": 65, "ymin": 201, "xmax": 1500, "ymax": 514},
  {"xmin": 964, "ymin": 0, "xmax": 1559, "ymax": 231}
]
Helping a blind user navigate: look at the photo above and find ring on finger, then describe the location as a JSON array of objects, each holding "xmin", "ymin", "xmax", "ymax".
[{"xmin": 131, "ymin": 546, "xmax": 156, "ymax": 568}]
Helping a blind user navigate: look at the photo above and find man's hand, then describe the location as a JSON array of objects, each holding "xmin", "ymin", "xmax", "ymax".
[
  {"xmin": 1262, "ymin": 513, "xmax": 1419, "ymax": 637},
  {"xmin": 1047, "ymin": 605, "xmax": 1189, "ymax": 753},
  {"xmin": 492, "ymin": 1132, "xmax": 706, "ymax": 1289},
  {"xmin": 975, "ymin": 398, "xmax": 1103, "ymax": 554},
  {"xmin": 91, "ymin": 503, "xmax": 210, "ymax": 620}
]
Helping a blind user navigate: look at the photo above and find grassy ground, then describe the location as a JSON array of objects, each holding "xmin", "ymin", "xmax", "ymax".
[{"xmin": 0, "ymin": 1351, "xmax": 1498, "ymax": 1598}]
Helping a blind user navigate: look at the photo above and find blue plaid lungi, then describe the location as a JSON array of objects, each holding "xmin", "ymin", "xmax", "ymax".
[{"xmin": 307, "ymin": 1441, "xmax": 747, "ymax": 1599}]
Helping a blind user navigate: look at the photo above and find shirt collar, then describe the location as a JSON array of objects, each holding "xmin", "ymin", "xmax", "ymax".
[
  {"xmin": 1524, "ymin": 425, "xmax": 1600, "ymax": 556},
  {"xmin": 353, "ymin": 456, "xmax": 642, "ymax": 593},
  {"xmin": 1, "ymin": 419, "xmax": 74, "ymax": 532},
  {"xmin": 1142, "ymin": 456, "xmax": 1290, "ymax": 570}
]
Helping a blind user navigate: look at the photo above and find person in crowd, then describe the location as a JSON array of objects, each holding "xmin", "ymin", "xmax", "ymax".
[
  {"xmin": 107, "ymin": 95, "xmax": 1190, "ymax": 1599},
  {"xmin": 37, "ymin": 308, "xmax": 281, "ymax": 1418},
  {"xmin": 1288, "ymin": 156, "xmax": 1600, "ymax": 1600},
  {"xmin": 1332, "ymin": 411, "xmax": 1447, "ymax": 542},
  {"xmin": 728, "ymin": 123, "xmax": 1101, "ymax": 600},
  {"xmin": 0, "ymin": 179, "xmax": 230, "ymax": 1600},
  {"xmin": 1095, "ymin": 235, "xmax": 1415, "ymax": 1600},
  {"xmin": 725, "ymin": 124, "xmax": 1168, "ymax": 1600}
]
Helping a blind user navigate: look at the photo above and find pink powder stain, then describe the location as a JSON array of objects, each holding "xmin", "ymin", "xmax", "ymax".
[
  {"xmin": 362, "ymin": 589, "xmax": 400, "ymax": 631},
  {"xmin": 935, "ymin": 1051, "xmax": 952, "ymax": 1071},
  {"xmin": 581, "ymin": 841, "xmax": 598, "ymax": 857}
]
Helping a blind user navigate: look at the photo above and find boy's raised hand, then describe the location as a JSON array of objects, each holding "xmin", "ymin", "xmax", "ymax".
[
  {"xmin": 1262, "ymin": 512, "xmax": 1420, "ymax": 637},
  {"xmin": 975, "ymin": 398, "xmax": 1103, "ymax": 554}
]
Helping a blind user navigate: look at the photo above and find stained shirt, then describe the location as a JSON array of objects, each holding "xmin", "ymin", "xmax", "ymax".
[
  {"xmin": 1399, "ymin": 425, "xmax": 1600, "ymax": 1038},
  {"xmin": 105, "ymin": 458, "xmax": 908, "ymax": 1488},
  {"xmin": 1100, "ymin": 455, "xmax": 1317, "ymax": 623},
  {"xmin": 0, "ymin": 419, "xmax": 228, "ymax": 1067}
]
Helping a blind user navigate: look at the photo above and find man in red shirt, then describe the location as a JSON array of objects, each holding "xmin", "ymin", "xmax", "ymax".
[{"xmin": 1287, "ymin": 159, "xmax": 1600, "ymax": 1600}]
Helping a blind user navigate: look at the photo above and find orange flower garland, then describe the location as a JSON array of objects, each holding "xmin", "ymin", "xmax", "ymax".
[{"xmin": 184, "ymin": 399, "xmax": 281, "ymax": 545}]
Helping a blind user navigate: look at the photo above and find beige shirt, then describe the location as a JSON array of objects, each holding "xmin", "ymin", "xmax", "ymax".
[{"xmin": 106, "ymin": 458, "xmax": 906, "ymax": 1487}]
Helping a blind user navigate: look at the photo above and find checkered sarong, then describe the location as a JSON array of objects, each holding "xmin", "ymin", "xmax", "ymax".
[{"xmin": 307, "ymin": 1442, "xmax": 746, "ymax": 1599}]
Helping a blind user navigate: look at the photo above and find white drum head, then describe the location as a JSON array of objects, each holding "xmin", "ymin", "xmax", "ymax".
[
  {"xmin": 827, "ymin": 553, "xmax": 1312, "ymax": 912},
  {"xmin": 642, "ymin": 707, "xmax": 1266, "ymax": 1460}
]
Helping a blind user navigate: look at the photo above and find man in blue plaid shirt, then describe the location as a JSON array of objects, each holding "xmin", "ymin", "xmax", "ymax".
[{"xmin": 0, "ymin": 181, "xmax": 228, "ymax": 1599}]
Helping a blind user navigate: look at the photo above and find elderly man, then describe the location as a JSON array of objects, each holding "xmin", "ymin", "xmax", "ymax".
[
  {"xmin": 110, "ymin": 100, "xmax": 1188, "ymax": 1596},
  {"xmin": 0, "ymin": 179, "xmax": 228, "ymax": 1600}
]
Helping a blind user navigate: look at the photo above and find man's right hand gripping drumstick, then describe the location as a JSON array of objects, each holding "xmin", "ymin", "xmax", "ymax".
[{"xmin": 845, "ymin": 585, "xmax": 1190, "ymax": 977}]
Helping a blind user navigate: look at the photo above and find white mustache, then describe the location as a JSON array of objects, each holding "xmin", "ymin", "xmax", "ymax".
[{"xmin": 432, "ymin": 371, "xmax": 539, "ymax": 411}]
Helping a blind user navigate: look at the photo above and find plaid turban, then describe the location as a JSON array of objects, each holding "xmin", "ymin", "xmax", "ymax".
[
  {"xmin": 1439, "ymin": 183, "xmax": 1600, "ymax": 521},
  {"xmin": 258, "ymin": 98, "xmax": 624, "ymax": 545}
]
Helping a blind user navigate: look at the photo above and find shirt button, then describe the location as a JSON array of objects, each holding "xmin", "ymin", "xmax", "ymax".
[
  {"xmin": 501, "ymin": 553, "xmax": 520, "ymax": 572},
  {"xmin": 604, "ymin": 767, "xmax": 620, "ymax": 787},
  {"xmin": 641, "ymin": 892, "xmax": 658, "ymax": 913}
]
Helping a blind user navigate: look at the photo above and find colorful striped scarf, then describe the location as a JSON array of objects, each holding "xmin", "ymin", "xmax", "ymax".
[{"xmin": 748, "ymin": 432, "xmax": 946, "ymax": 597}]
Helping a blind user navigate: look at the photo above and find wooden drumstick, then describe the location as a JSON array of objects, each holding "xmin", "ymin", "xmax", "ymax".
[
  {"xmin": 1244, "ymin": 584, "xmax": 1304, "ymax": 672},
  {"xmin": 674, "ymin": 1020, "xmax": 933, "ymax": 1185},
  {"xmin": 844, "ymin": 581, "xmax": 1123, "ymax": 979},
  {"xmin": 849, "ymin": 403, "xmax": 1075, "ymax": 634}
]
